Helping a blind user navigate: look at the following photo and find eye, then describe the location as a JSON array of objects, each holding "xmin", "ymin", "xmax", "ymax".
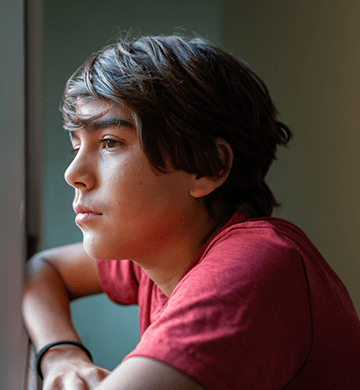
[
  {"xmin": 69, "ymin": 147, "xmax": 79, "ymax": 158},
  {"xmin": 101, "ymin": 138, "xmax": 123, "ymax": 149}
]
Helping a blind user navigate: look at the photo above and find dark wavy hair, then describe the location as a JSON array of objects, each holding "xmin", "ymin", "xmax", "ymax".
[{"xmin": 61, "ymin": 34, "xmax": 292, "ymax": 218}]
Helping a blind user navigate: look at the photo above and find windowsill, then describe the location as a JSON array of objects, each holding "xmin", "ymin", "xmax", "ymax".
[{"xmin": 24, "ymin": 340, "xmax": 39, "ymax": 390}]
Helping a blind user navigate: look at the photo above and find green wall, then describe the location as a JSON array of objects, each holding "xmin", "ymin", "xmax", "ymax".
[{"xmin": 41, "ymin": 0, "xmax": 222, "ymax": 370}]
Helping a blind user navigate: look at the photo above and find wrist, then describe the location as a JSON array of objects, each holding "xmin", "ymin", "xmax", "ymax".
[{"xmin": 37, "ymin": 341, "xmax": 93, "ymax": 379}]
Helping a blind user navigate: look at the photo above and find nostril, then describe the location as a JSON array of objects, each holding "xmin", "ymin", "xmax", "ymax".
[{"xmin": 74, "ymin": 181, "xmax": 87, "ymax": 188}]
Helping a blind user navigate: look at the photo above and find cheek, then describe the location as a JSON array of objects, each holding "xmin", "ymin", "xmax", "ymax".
[
  {"xmin": 103, "ymin": 158, "xmax": 158, "ymax": 207},
  {"xmin": 146, "ymin": 173, "xmax": 193, "ymax": 212},
  {"xmin": 100, "ymin": 151, "xmax": 193, "ymax": 215}
]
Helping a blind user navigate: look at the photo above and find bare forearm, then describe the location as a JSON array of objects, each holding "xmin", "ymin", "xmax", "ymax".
[
  {"xmin": 22, "ymin": 254, "xmax": 81, "ymax": 351},
  {"xmin": 22, "ymin": 247, "xmax": 109, "ymax": 388}
]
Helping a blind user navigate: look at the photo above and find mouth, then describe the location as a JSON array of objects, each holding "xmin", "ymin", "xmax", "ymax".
[{"xmin": 73, "ymin": 204, "xmax": 102, "ymax": 225}]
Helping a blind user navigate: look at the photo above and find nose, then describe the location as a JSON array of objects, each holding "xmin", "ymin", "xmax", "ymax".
[{"xmin": 64, "ymin": 151, "xmax": 96, "ymax": 190}]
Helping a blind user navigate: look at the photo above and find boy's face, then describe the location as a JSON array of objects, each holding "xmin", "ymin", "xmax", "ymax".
[{"xmin": 65, "ymin": 99, "xmax": 202, "ymax": 263}]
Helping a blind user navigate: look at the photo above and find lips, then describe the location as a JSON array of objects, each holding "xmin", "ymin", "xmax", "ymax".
[
  {"xmin": 73, "ymin": 204, "xmax": 102, "ymax": 215},
  {"xmin": 73, "ymin": 204, "xmax": 102, "ymax": 225}
]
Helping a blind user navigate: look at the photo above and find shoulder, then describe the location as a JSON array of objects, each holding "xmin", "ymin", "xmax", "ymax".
[
  {"xmin": 167, "ymin": 216, "xmax": 311, "ymax": 320},
  {"xmin": 166, "ymin": 216, "xmax": 312, "ymax": 325},
  {"xmin": 207, "ymin": 216, "xmax": 306, "ymax": 254},
  {"xmin": 185, "ymin": 216, "xmax": 307, "ymax": 287}
]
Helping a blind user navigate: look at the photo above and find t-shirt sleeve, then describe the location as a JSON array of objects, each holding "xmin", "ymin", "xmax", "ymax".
[
  {"xmin": 97, "ymin": 259, "xmax": 140, "ymax": 305},
  {"xmin": 124, "ymin": 226, "xmax": 312, "ymax": 390}
]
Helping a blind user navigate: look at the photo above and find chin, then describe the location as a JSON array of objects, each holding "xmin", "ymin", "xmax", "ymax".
[
  {"xmin": 82, "ymin": 234, "xmax": 119, "ymax": 260},
  {"xmin": 82, "ymin": 235, "xmax": 104, "ymax": 259}
]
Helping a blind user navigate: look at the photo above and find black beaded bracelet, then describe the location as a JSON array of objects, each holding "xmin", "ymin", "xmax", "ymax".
[{"xmin": 36, "ymin": 340, "xmax": 93, "ymax": 379}]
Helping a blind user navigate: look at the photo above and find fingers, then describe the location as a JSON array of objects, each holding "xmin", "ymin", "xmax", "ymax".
[
  {"xmin": 42, "ymin": 366, "xmax": 110, "ymax": 390},
  {"xmin": 43, "ymin": 373, "xmax": 87, "ymax": 390}
]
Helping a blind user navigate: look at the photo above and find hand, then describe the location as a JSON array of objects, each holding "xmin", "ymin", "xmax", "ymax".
[{"xmin": 41, "ymin": 346, "xmax": 110, "ymax": 390}]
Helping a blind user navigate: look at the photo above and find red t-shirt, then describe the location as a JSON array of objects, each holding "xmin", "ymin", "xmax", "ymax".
[{"xmin": 97, "ymin": 211, "xmax": 360, "ymax": 389}]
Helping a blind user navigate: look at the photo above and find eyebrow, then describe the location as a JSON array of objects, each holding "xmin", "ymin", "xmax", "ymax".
[
  {"xmin": 69, "ymin": 117, "xmax": 135, "ymax": 140},
  {"xmin": 90, "ymin": 117, "xmax": 135, "ymax": 131}
]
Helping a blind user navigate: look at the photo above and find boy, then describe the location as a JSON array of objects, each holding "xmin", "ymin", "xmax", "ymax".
[{"xmin": 22, "ymin": 35, "xmax": 360, "ymax": 389}]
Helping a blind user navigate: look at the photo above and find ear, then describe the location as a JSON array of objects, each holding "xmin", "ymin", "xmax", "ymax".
[{"xmin": 190, "ymin": 138, "xmax": 233, "ymax": 198}]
